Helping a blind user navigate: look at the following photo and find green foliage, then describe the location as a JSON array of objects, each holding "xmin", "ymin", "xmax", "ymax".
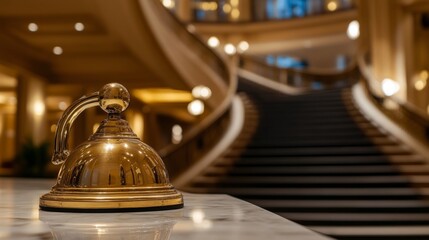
[{"xmin": 15, "ymin": 139, "xmax": 50, "ymax": 177}]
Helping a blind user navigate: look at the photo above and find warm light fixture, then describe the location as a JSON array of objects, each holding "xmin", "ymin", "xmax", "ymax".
[
  {"xmin": 58, "ymin": 101, "xmax": 67, "ymax": 111},
  {"xmin": 171, "ymin": 124, "xmax": 183, "ymax": 144},
  {"xmin": 414, "ymin": 79, "xmax": 427, "ymax": 91},
  {"xmin": 230, "ymin": 0, "xmax": 239, "ymax": 7},
  {"xmin": 381, "ymin": 78, "xmax": 399, "ymax": 96},
  {"xmin": 74, "ymin": 22, "xmax": 85, "ymax": 31},
  {"xmin": 224, "ymin": 43, "xmax": 236, "ymax": 55},
  {"xmin": 187, "ymin": 100, "xmax": 204, "ymax": 116},
  {"xmin": 238, "ymin": 41, "xmax": 249, "ymax": 53},
  {"xmin": 53, "ymin": 46, "xmax": 63, "ymax": 55},
  {"xmin": 347, "ymin": 20, "xmax": 360, "ymax": 40},
  {"xmin": 414, "ymin": 70, "xmax": 428, "ymax": 91},
  {"xmin": 207, "ymin": 36, "xmax": 220, "ymax": 48},
  {"xmin": 192, "ymin": 85, "xmax": 212, "ymax": 100},
  {"xmin": 28, "ymin": 23, "xmax": 38, "ymax": 32},
  {"xmin": 33, "ymin": 101, "xmax": 45, "ymax": 116},
  {"xmin": 197, "ymin": 2, "xmax": 217, "ymax": 11},
  {"xmin": 162, "ymin": 0, "xmax": 175, "ymax": 9},
  {"xmin": 231, "ymin": 9, "xmax": 240, "ymax": 19},
  {"xmin": 223, "ymin": 4, "xmax": 232, "ymax": 13},
  {"xmin": 327, "ymin": 1, "xmax": 338, "ymax": 11}
]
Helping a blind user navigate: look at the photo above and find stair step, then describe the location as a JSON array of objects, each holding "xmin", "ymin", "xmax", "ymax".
[
  {"xmin": 399, "ymin": 165, "xmax": 429, "ymax": 175},
  {"xmin": 242, "ymin": 137, "xmax": 396, "ymax": 148},
  {"xmin": 312, "ymin": 226, "xmax": 429, "ymax": 239},
  {"xmin": 281, "ymin": 213, "xmax": 429, "ymax": 226},
  {"xmin": 207, "ymin": 80, "xmax": 429, "ymax": 239},
  {"xmin": 201, "ymin": 187, "xmax": 424, "ymax": 200},
  {"xmin": 216, "ymin": 155, "xmax": 423, "ymax": 166},
  {"xmin": 192, "ymin": 175, "xmax": 416, "ymax": 188},
  {"xmin": 205, "ymin": 165, "xmax": 405, "ymax": 176},
  {"xmin": 247, "ymin": 199, "xmax": 429, "ymax": 213},
  {"xmin": 251, "ymin": 129, "xmax": 384, "ymax": 138},
  {"xmin": 227, "ymin": 146, "xmax": 410, "ymax": 157}
]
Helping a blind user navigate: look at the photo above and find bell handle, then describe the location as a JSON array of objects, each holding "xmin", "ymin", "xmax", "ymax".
[{"xmin": 52, "ymin": 92, "xmax": 99, "ymax": 165}]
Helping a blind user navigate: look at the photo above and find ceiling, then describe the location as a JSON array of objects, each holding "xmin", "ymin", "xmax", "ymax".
[{"xmin": 0, "ymin": 0, "xmax": 188, "ymax": 89}]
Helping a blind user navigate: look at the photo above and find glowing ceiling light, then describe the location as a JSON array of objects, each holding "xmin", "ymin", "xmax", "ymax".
[
  {"xmin": 171, "ymin": 124, "xmax": 183, "ymax": 144},
  {"xmin": 74, "ymin": 22, "xmax": 85, "ymax": 31},
  {"xmin": 224, "ymin": 43, "xmax": 236, "ymax": 55},
  {"xmin": 230, "ymin": 0, "xmax": 239, "ymax": 7},
  {"xmin": 381, "ymin": 78, "xmax": 400, "ymax": 96},
  {"xmin": 28, "ymin": 23, "xmax": 38, "ymax": 32},
  {"xmin": 207, "ymin": 36, "xmax": 220, "ymax": 48},
  {"xmin": 327, "ymin": 1, "xmax": 338, "ymax": 11},
  {"xmin": 172, "ymin": 124, "xmax": 182, "ymax": 135},
  {"xmin": 33, "ymin": 101, "xmax": 45, "ymax": 116},
  {"xmin": 347, "ymin": 20, "xmax": 360, "ymax": 40},
  {"xmin": 414, "ymin": 79, "xmax": 427, "ymax": 91},
  {"xmin": 414, "ymin": 70, "xmax": 428, "ymax": 91},
  {"xmin": 192, "ymin": 85, "xmax": 212, "ymax": 99},
  {"xmin": 58, "ymin": 101, "xmax": 67, "ymax": 111},
  {"xmin": 162, "ymin": 0, "xmax": 175, "ymax": 9},
  {"xmin": 53, "ymin": 46, "xmax": 63, "ymax": 55},
  {"xmin": 223, "ymin": 3, "xmax": 232, "ymax": 13},
  {"xmin": 199, "ymin": 2, "xmax": 217, "ymax": 11},
  {"xmin": 238, "ymin": 41, "xmax": 249, "ymax": 53},
  {"xmin": 187, "ymin": 100, "xmax": 204, "ymax": 116},
  {"xmin": 231, "ymin": 9, "xmax": 240, "ymax": 19}
]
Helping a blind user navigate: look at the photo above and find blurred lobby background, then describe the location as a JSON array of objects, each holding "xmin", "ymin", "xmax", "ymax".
[{"xmin": 1, "ymin": 0, "xmax": 429, "ymax": 239}]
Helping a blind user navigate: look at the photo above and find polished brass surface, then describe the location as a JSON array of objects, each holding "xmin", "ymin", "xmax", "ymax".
[{"xmin": 40, "ymin": 83, "xmax": 183, "ymax": 211}]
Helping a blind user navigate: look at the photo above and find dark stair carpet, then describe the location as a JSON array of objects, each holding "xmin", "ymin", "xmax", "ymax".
[{"xmin": 184, "ymin": 80, "xmax": 429, "ymax": 240}]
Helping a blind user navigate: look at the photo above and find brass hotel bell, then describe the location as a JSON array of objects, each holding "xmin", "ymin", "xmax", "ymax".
[{"xmin": 40, "ymin": 83, "xmax": 183, "ymax": 212}]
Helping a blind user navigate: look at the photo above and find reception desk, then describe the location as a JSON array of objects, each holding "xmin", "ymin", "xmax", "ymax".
[{"xmin": 0, "ymin": 178, "xmax": 330, "ymax": 240}]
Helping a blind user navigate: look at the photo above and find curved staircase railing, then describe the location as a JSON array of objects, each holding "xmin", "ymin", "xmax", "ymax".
[
  {"xmin": 140, "ymin": 0, "xmax": 237, "ymax": 179},
  {"xmin": 357, "ymin": 50, "xmax": 429, "ymax": 141},
  {"xmin": 240, "ymin": 55, "xmax": 359, "ymax": 90}
]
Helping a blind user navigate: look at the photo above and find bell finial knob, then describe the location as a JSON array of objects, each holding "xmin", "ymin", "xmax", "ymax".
[{"xmin": 99, "ymin": 83, "xmax": 130, "ymax": 114}]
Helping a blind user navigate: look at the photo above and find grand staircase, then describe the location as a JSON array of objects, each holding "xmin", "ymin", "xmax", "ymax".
[{"xmin": 184, "ymin": 80, "xmax": 429, "ymax": 240}]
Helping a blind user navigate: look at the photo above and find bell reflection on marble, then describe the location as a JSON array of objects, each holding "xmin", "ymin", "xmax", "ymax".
[
  {"xmin": 40, "ymin": 83, "xmax": 183, "ymax": 212},
  {"xmin": 39, "ymin": 209, "xmax": 182, "ymax": 240}
]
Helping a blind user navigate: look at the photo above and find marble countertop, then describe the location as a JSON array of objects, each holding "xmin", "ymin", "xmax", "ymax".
[{"xmin": 0, "ymin": 178, "xmax": 330, "ymax": 240}]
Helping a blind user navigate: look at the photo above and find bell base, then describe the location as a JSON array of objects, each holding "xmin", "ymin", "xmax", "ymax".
[
  {"xmin": 40, "ymin": 203, "xmax": 183, "ymax": 213},
  {"xmin": 39, "ymin": 185, "xmax": 183, "ymax": 212}
]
